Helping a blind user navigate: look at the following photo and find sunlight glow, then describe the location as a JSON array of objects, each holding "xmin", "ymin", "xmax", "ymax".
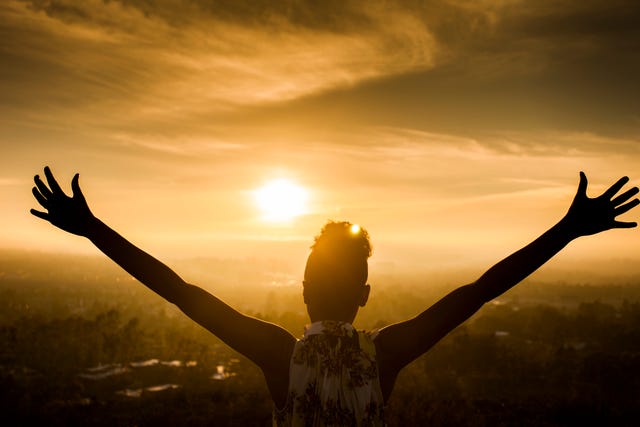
[
  {"xmin": 350, "ymin": 224, "xmax": 361, "ymax": 234},
  {"xmin": 254, "ymin": 178, "xmax": 308, "ymax": 222}
]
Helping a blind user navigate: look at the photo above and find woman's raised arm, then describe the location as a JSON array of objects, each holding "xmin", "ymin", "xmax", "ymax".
[
  {"xmin": 375, "ymin": 172, "xmax": 639, "ymax": 393},
  {"xmin": 30, "ymin": 166, "xmax": 295, "ymax": 379}
]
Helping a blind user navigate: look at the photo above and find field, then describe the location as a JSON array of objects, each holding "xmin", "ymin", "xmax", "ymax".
[{"xmin": 2, "ymin": 251, "xmax": 640, "ymax": 426}]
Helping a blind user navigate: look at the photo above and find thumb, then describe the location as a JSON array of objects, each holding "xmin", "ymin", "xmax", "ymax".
[
  {"xmin": 71, "ymin": 173, "xmax": 85, "ymax": 200},
  {"xmin": 576, "ymin": 171, "xmax": 588, "ymax": 198}
]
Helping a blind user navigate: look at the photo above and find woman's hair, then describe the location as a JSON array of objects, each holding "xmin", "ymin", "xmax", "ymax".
[
  {"xmin": 304, "ymin": 221, "xmax": 372, "ymax": 291},
  {"xmin": 310, "ymin": 220, "xmax": 372, "ymax": 259}
]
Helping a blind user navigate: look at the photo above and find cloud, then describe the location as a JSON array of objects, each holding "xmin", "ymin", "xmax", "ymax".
[
  {"xmin": 276, "ymin": 126, "xmax": 639, "ymax": 212},
  {"xmin": 2, "ymin": 0, "xmax": 638, "ymax": 149},
  {"xmin": 427, "ymin": 0, "xmax": 640, "ymax": 74},
  {"xmin": 1, "ymin": 0, "xmax": 437, "ymax": 132},
  {"xmin": 321, "ymin": 126, "xmax": 640, "ymax": 160},
  {"xmin": 112, "ymin": 133, "xmax": 245, "ymax": 156}
]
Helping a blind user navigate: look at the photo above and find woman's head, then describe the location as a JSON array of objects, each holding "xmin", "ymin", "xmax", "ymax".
[{"xmin": 303, "ymin": 221, "xmax": 372, "ymax": 322}]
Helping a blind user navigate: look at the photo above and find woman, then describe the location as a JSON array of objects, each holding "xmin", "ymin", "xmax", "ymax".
[{"xmin": 31, "ymin": 166, "xmax": 638, "ymax": 426}]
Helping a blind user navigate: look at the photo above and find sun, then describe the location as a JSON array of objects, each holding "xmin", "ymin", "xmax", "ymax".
[{"xmin": 254, "ymin": 178, "xmax": 308, "ymax": 222}]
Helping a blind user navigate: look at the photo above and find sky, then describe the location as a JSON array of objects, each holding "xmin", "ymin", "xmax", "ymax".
[{"xmin": 2, "ymin": 0, "xmax": 640, "ymax": 274}]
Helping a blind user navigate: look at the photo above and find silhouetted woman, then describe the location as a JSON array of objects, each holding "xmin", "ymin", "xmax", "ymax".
[{"xmin": 31, "ymin": 166, "xmax": 638, "ymax": 426}]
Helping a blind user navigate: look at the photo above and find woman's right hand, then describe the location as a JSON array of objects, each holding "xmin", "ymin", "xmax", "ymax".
[{"xmin": 31, "ymin": 166, "xmax": 96, "ymax": 236}]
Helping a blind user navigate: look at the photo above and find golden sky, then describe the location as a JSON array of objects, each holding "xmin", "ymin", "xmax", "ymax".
[{"xmin": 2, "ymin": 0, "xmax": 640, "ymax": 271}]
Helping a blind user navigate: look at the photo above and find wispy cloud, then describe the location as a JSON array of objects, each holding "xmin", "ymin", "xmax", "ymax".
[
  {"xmin": 1, "ymin": 0, "xmax": 437, "ymax": 131},
  {"xmin": 112, "ymin": 133, "xmax": 245, "ymax": 156},
  {"xmin": 3, "ymin": 0, "xmax": 638, "ymax": 139}
]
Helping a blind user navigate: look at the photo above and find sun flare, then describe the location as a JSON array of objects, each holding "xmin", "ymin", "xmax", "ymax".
[{"xmin": 254, "ymin": 178, "xmax": 308, "ymax": 222}]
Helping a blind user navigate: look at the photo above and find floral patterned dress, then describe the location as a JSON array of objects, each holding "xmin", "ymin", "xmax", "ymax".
[{"xmin": 273, "ymin": 321, "xmax": 385, "ymax": 426}]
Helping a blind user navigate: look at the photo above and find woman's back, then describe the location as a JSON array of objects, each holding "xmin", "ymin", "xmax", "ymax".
[{"xmin": 274, "ymin": 321, "xmax": 384, "ymax": 427}]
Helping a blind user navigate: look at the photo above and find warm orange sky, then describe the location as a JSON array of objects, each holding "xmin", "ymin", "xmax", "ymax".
[{"xmin": 2, "ymin": 0, "xmax": 640, "ymax": 272}]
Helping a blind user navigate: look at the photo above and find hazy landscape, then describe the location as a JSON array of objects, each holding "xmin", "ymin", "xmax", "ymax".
[
  {"xmin": 4, "ymin": 1, "xmax": 640, "ymax": 425},
  {"xmin": 2, "ymin": 250, "xmax": 640, "ymax": 426}
]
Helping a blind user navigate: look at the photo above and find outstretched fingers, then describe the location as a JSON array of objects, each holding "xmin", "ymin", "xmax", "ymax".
[
  {"xmin": 602, "ymin": 176, "xmax": 630, "ymax": 200},
  {"xmin": 32, "ymin": 186, "xmax": 49, "ymax": 208},
  {"xmin": 30, "ymin": 208, "xmax": 50, "ymax": 221},
  {"xmin": 44, "ymin": 166, "xmax": 64, "ymax": 196},
  {"xmin": 612, "ymin": 220, "xmax": 637, "ymax": 229},
  {"xmin": 614, "ymin": 198, "xmax": 640, "ymax": 216},
  {"xmin": 608, "ymin": 178, "xmax": 639, "ymax": 221},
  {"xmin": 34, "ymin": 175, "xmax": 53, "ymax": 199},
  {"xmin": 611, "ymin": 186, "xmax": 639, "ymax": 206}
]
